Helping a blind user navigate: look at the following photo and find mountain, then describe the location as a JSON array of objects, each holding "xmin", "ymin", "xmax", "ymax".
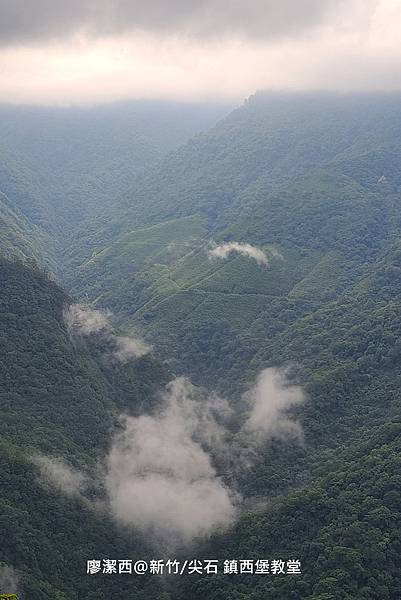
[
  {"xmin": 66, "ymin": 93, "xmax": 401, "ymax": 387},
  {"xmin": 3, "ymin": 93, "xmax": 401, "ymax": 599},
  {"xmin": 0, "ymin": 191, "xmax": 51, "ymax": 266},
  {"xmin": 0, "ymin": 258, "xmax": 170, "ymax": 599},
  {"xmin": 0, "ymin": 100, "xmax": 232, "ymax": 268},
  {"xmin": 69, "ymin": 92, "xmax": 401, "ymax": 234},
  {"xmin": 60, "ymin": 93, "xmax": 401, "ymax": 599},
  {"xmin": 177, "ymin": 419, "xmax": 401, "ymax": 600}
]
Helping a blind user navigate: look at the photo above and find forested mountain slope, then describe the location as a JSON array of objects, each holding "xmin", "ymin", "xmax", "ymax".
[
  {"xmin": 67, "ymin": 93, "xmax": 401, "ymax": 388},
  {"xmin": 58, "ymin": 95, "xmax": 401, "ymax": 599},
  {"xmin": 0, "ymin": 100, "xmax": 231, "ymax": 264},
  {"xmin": 3, "ymin": 93, "xmax": 401, "ymax": 599},
  {"xmin": 70, "ymin": 93, "xmax": 401, "ymax": 237},
  {"xmin": 0, "ymin": 259, "xmax": 170, "ymax": 599},
  {"xmin": 177, "ymin": 420, "xmax": 401, "ymax": 600},
  {"xmin": 0, "ymin": 191, "xmax": 51, "ymax": 266}
]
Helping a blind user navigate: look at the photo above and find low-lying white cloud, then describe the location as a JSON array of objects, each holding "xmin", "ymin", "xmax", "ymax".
[
  {"xmin": 33, "ymin": 454, "xmax": 87, "ymax": 498},
  {"xmin": 104, "ymin": 368, "xmax": 303, "ymax": 542},
  {"xmin": 208, "ymin": 242, "xmax": 269, "ymax": 265},
  {"xmin": 0, "ymin": 565, "xmax": 19, "ymax": 595},
  {"xmin": 105, "ymin": 378, "xmax": 236, "ymax": 542},
  {"xmin": 64, "ymin": 303, "xmax": 151, "ymax": 361},
  {"xmin": 243, "ymin": 368, "xmax": 304, "ymax": 441},
  {"xmin": 64, "ymin": 303, "xmax": 110, "ymax": 334},
  {"xmin": 112, "ymin": 335, "xmax": 151, "ymax": 362},
  {"xmin": 31, "ymin": 364, "xmax": 303, "ymax": 543}
]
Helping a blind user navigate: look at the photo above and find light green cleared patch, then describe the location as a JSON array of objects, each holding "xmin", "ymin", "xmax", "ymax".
[
  {"xmin": 168, "ymin": 245, "xmax": 219, "ymax": 289},
  {"xmin": 194, "ymin": 246, "xmax": 318, "ymax": 296},
  {"xmin": 72, "ymin": 214, "xmax": 207, "ymax": 302},
  {"xmin": 138, "ymin": 288, "xmax": 269, "ymax": 331},
  {"xmin": 84, "ymin": 214, "xmax": 207, "ymax": 269},
  {"xmin": 137, "ymin": 289, "xmax": 207, "ymax": 325}
]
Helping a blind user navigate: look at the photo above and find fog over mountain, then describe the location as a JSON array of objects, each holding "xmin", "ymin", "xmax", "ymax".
[
  {"xmin": 1, "ymin": 1, "xmax": 401, "ymax": 104},
  {"xmin": 3, "ymin": 81, "xmax": 401, "ymax": 599},
  {"xmin": 1, "ymin": 1, "xmax": 401, "ymax": 598},
  {"xmin": 0, "ymin": 0, "xmax": 341, "ymax": 44}
]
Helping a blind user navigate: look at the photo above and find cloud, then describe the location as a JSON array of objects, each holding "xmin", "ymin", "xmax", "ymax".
[
  {"xmin": 0, "ymin": 565, "xmax": 19, "ymax": 595},
  {"xmin": 208, "ymin": 242, "xmax": 270, "ymax": 265},
  {"xmin": 64, "ymin": 303, "xmax": 151, "ymax": 361},
  {"xmin": 64, "ymin": 303, "xmax": 110, "ymax": 334},
  {"xmin": 1, "ymin": 1, "xmax": 401, "ymax": 105},
  {"xmin": 104, "ymin": 368, "xmax": 303, "ymax": 542},
  {"xmin": 224, "ymin": 367, "xmax": 305, "ymax": 473},
  {"xmin": 105, "ymin": 378, "xmax": 236, "ymax": 543},
  {"xmin": 26, "ymin": 369, "xmax": 303, "ymax": 544},
  {"xmin": 33, "ymin": 454, "xmax": 88, "ymax": 498},
  {"xmin": 2, "ymin": 1, "xmax": 401, "ymax": 105},
  {"xmin": 242, "ymin": 368, "xmax": 304, "ymax": 441},
  {"xmin": 112, "ymin": 335, "xmax": 152, "ymax": 362},
  {"xmin": 0, "ymin": 1, "xmax": 342, "ymax": 47}
]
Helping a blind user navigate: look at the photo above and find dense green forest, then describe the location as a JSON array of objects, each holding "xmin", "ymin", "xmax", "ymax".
[
  {"xmin": 2, "ymin": 93, "xmax": 401, "ymax": 599},
  {"xmin": 66, "ymin": 94, "xmax": 401, "ymax": 390},
  {"xmin": 0, "ymin": 100, "xmax": 230, "ymax": 268},
  {"xmin": 0, "ymin": 259, "xmax": 172, "ymax": 598}
]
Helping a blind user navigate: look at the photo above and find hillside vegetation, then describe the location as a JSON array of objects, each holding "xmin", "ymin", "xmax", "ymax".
[
  {"xmin": 0, "ymin": 259, "xmax": 169, "ymax": 599},
  {"xmin": 2, "ymin": 94, "xmax": 401, "ymax": 599}
]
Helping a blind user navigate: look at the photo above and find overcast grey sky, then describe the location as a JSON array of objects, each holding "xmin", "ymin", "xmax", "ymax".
[{"xmin": 0, "ymin": 0, "xmax": 399, "ymax": 105}]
